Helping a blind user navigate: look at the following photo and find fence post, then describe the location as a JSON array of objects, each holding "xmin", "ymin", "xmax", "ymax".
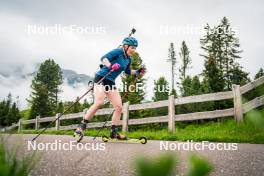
[
  {"xmin": 168, "ymin": 95, "xmax": 175, "ymax": 133},
  {"xmin": 55, "ymin": 113, "xmax": 60, "ymax": 130},
  {"xmin": 82, "ymin": 108, "xmax": 88, "ymax": 129},
  {"xmin": 12, "ymin": 123, "xmax": 15, "ymax": 131},
  {"xmin": 35, "ymin": 115, "xmax": 40, "ymax": 130},
  {"xmin": 18, "ymin": 119, "xmax": 22, "ymax": 133},
  {"xmin": 232, "ymin": 84, "xmax": 243, "ymax": 122},
  {"xmin": 122, "ymin": 101, "xmax": 130, "ymax": 132}
]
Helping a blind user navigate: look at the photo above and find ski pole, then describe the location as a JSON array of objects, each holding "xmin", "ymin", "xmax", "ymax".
[
  {"xmin": 31, "ymin": 69, "xmax": 115, "ymax": 142},
  {"xmin": 128, "ymin": 28, "xmax": 136, "ymax": 37}
]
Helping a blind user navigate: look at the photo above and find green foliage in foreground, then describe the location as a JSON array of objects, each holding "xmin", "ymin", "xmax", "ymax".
[
  {"xmin": 0, "ymin": 136, "xmax": 39, "ymax": 176},
  {"xmin": 134, "ymin": 153, "xmax": 213, "ymax": 176},
  {"xmin": 135, "ymin": 153, "xmax": 177, "ymax": 176}
]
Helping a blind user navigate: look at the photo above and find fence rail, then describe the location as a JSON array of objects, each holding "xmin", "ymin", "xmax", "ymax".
[{"xmin": 2, "ymin": 76, "xmax": 264, "ymax": 133}]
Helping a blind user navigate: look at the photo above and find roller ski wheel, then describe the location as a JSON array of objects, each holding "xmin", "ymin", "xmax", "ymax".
[
  {"xmin": 102, "ymin": 135, "xmax": 147, "ymax": 144},
  {"xmin": 102, "ymin": 135, "xmax": 109, "ymax": 142},
  {"xmin": 73, "ymin": 130, "xmax": 84, "ymax": 143},
  {"xmin": 139, "ymin": 136, "xmax": 147, "ymax": 144}
]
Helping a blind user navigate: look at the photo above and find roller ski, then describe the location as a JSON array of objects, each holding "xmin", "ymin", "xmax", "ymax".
[
  {"xmin": 101, "ymin": 127, "xmax": 147, "ymax": 144},
  {"xmin": 102, "ymin": 135, "xmax": 147, "ymax": 144}
]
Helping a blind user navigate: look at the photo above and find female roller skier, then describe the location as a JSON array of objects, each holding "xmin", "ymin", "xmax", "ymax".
[{"xmin": 74, "ymin": 37, "xmax": 144, "ymax": 142}]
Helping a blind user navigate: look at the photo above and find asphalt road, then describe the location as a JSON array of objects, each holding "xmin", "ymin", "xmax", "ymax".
[{"xmin": 2, "ymin": 134, "xmax": 264, "ymax": 176}]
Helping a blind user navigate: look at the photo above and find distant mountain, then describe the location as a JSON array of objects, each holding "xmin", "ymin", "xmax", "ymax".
[
  {"xmin": 61, "ymin": 69, "xmax": 93, "ymax": 87},
  {"xmin": 0, "ymin": 66, "xmax": 93, "ymax": 88}
]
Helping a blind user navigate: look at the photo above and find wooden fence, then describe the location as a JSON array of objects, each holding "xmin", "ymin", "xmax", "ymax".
[{"xmin": 2, "ymin": 76, "xmax": 264, "ymax": 133}]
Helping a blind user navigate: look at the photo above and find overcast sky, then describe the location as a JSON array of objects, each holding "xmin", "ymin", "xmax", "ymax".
[{"xmin": 0, "ymin": 0, "xmax": 263, "ymax": 109}]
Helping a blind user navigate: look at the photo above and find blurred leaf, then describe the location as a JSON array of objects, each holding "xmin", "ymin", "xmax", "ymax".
[
  {"xmin": 135, "ymin": 153, "xmax": 177, "ymax": 176},
  {"xmin": 246, "ymin": 109, "xmax": 264, "ymax": 129},
  {"xmin": 187, "ymin": 154, "xmax": 213, "ymax": 176}
]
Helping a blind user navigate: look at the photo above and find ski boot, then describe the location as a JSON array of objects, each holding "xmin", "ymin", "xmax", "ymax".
[
  {"xmin": 110, "ymin": 127, "xmax": 128, "ymax": 140},
  {"xmin": 73, "ymin": 119, "xmax": 89, "ymax": 142}
]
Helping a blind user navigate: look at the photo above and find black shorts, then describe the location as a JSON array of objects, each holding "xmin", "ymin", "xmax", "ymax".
[{"xmin": 93, "ymin": 74, "xmax": 116, "ymax": 91}]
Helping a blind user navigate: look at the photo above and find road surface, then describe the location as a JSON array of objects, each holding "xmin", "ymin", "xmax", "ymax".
[{"xmin": 2, "ymin": 134, "xmax": 264, "ymax": 176}]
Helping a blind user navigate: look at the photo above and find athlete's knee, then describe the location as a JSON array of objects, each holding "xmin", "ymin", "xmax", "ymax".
[{"xmin": 94, "ymin": 100, "xmax": 104, "ymax": 108}]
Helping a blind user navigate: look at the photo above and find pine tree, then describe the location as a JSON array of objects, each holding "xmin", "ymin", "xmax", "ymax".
[
  {"xmin": 190, "ymin": 76, "xmax": 203, "ymax": 112},
  {"xmin": 120, "ymin": 52, "xmax": 146, "ymax": 119},
  {"xmin": 56, "ymin": 101, "xmax": 64, "ymax": 113},
  {"xmin": 200, "ymin": 17, "xmax": 243, "ymax": 90},
  {"xmin": 229, "ymin": 64, "xmax": 250, "ymax": 86},
  {"xmin": 203, "ymin": 56, "xmax": 236, "ymax": 110},
  {"xmin": 255, "ymin": 68, "xmax": 264, "ymax": 80},
  {"xmin": 200, "ymin": 78, "xmax": 212, "ymax": 93},
  {"xmin": 167, "ymin": 43, "xmax": 177, "ymax": 95},
  {"xmin": 72, "ymin": 97, "xmax": 82, "ymax": 113},
  {"xmin": 6, "ymin": 102, "xmax": 20, "ymax": 126},
  {"xmin": 0, "ymin": 94, "xmax": 21, "ymax": 126},
  {"xmin": 203, "ymin": 56, "xmax": 225, "ymax": 93},
  {"xmin": 181, "ymin": 75, "xmax": 192, "ymax": 97},
  {"xmin": 29, "ymin": 84, "xmax": 51, "ymax": 118},
  {"xmin": 0, "ymin": 94, "xmax": 12, "ymax": 126},
  {"xmin": 82, "ymin": 99, "xmax": 90, "ymax": 110},
  {"xmin": 6, "ymin": 93, "xmax": 12, "ymax": 112},
  {"xmin": 179, "ymin": 41, "xmax": 191, "ymax": 81},
  {"xmin": 152, "ymin": 76, "xmax": 169, "ymax": 101},
  {"xmin": 3, "ymin": 94, "xmax": 12, "ymax": 126},
  {"xmin": 220, "ymin": 17, "xmax": 243, "ymax": 89},
  {"xmin": 178, "ymin": 76, "xmax": 201, "ymax": 113},
  {"xmin": 0, "ymin": 101, "xmax": 5, "ymax": 126},
  {"xmin": 0, "ymin": 99, "xmax": 9, "ymax": 127},
  {"xmin": 200, "ymin": 24, "xmax": 218, "ymax": 62},
  {"xmin": 199, "ymin": 78, "xmax": 215, "ymax": 111},
  {"xmin": 28, "ymin": 59, "xmax": 63, "ymax": 118},
  {"xmin": 191, "ymin": 76, "xmax": 202, "ymax": 95},
  {"xmin": 120, "ymin": 52, "xmax": 146, "ymax": 104},
  {"xmin": 181, "ymin": 76, "xmax": 192, "ymax": 97}
]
